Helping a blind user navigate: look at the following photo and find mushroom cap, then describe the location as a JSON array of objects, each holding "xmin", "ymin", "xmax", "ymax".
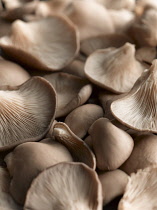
[
  {"xmin": 80, "ymin": 33, "xmax": 133, "ymax": 56},
  {"xmin": 121, "ymin": 134, "xmax": 157, "ymax": 174},
  {"xmin": 65, "ymin": 104, "xmax": 104, "ymax": 139},
  {"xmin": 4, "ymin": 139, "xmax": 73, "ymax": 204},
  {"xmin": 44, "ymin": 72, "xmax": 92, "ymax": 118},
  {"xmin": 0, "ymin": 167, "xmax": 22, "ymax": 210},
  {"xmin": 64, "ymin": 0, "xmax": 114, "ymax": 40},
  {"xmin": 24, "ymin": 162, "xmax": 103, "ymax": 210},
  {"xmin": 0, "ymin": 59, "xmax": 30, "ymax": 86},
  {"xmin": 0, "ymin": 16, "xmax": 79, "ymax": 71},
  {"xmin": 111, "ymin": 60, "xmax": 157, "ymax": 133},
  {"xmin": 118, "ymin": 166, "xmax": 157, "ymax": 210},
  {"xmin": 53, "ymin": 122, "xmax": 96, "ymax": 169},
  {"xmin": 0, "ymin": 76, "xmax": 56, "ymax": 150},
  {"xmin": 99, "ymin": 169, "xmax": 128, "ymax": 205},
  {"xmin": 85, "ymin": 43, "xmax": 144, "ymax": 93},
  {"xmin": 89, "ymin": 118, "xmax": 134, "ymax": 170},
  {"xmin": 135, "ymin": 46, "xmax": 157, "ymax": 64}
]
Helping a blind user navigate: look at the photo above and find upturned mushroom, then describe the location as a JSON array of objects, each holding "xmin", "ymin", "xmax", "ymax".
[
  {"xmin": 24, "ymin": 162, "xmax": 103, "ymax": 210},
  {"xmin": 89, "ymin": 118, "xmax": 134, "ymax": 170},
  {"xmin": 0, "ymin": 76, "xmax": 56, "ymax": 150},
  {"xmin": 65, "ymin": 104, "xmax": 104, "ymax": 139},
  {"xmin": 99, "ymin": 169, "xmax": 128, "ymax": 205},
  {"xmin": 111, "ymin": 60, "xmax": 157, "ymax": 133},
  {"xmin": 85, "ymin": 43, "xmax": 144, "ymax": 93},
  {"xmin": 53, "ymin": 122, "xmax": 96, "ymax": 169},
  {"xmin": 4, "ymin": 138, "xmax": 73, "ymax": 204},
  {"xmin": 44, "ymin": 72, "xmax": 92, "ymax": 118},
  {"xmin": 0, "ymin": 16, "xmax": 79, "ymax": 71},
  {"xmin": 121, "ymin": 134, "xmax": 157, "ymax": 174},
  {"xmin": 118, "ymin": 166, "xmax": 157, "ymax": 210}
]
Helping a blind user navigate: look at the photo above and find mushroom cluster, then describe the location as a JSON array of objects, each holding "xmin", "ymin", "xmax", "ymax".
[{"xmin": 0, "ymin": 0, "xmax": 157, "ymax": 209}]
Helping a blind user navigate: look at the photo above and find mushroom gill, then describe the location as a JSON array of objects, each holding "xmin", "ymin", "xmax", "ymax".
[
  {"xmin": 0, "ymin": 76, "xmax": 56, "ymax": 150},
  {"xmin": 0, "ymin": 16, "xmax": 79, "ymax": 71},
  {"xmin": 111, "ymin": 60, "xmax": 157, "ymax": 133},
  {"xmin": 118, "ymin": 166, "xmax": 157, "ymax": 210},
  {"xmin": 24, "ymin": 162, "xmax": 103, "ymax": 210},
  {"xmin": 85, "ymin": 43, "xmax": 144, "ymax": 93}
]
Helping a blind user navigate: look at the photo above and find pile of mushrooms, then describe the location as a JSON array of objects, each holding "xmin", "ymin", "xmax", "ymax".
[{"xmin": 0, "ymin": 0, "xmax": 157, "ymax": 209}]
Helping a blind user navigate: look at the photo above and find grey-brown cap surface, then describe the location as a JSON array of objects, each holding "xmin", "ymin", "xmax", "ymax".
[{"xmin": 24, "ymin": 162, "xmax": 103, "ymax": 210}]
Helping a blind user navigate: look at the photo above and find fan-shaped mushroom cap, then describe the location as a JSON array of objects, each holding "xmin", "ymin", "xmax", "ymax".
[
  {"xmin": 109, "ymin": 9, "xmax": 135, "ymax": 32},
  {"xmin": 64, "ymin": 1, "xmax": 114, "ymax": 40},
  {"xmin": 44, "ymin": 72, "xmax": 92, "ymax": 118},
  {"xmin": 135, "ymin": 47, "xmax": 157, "ymax": 64},
  {"xmin": 85, "ymin": 43, "xmax": 144, "ymax": 93},
  {"xmin": 81, "ymin": 33, "xmax": 133, "ymax": 56},
  {"xmin": 131, "ymin": 8, "xmax": 157, "ymax": 47},
  {"xmin": 4, "ymin": 139, "xmax": 73, "ymax": 204},
  {"xmin": 121, "ymin": 134, "xmax": 157, "ymax": 174},
  {"xmin": 118, "ymin": 166, "xmax": 157, "ymax": 210},
  {"xmin": 99, "ymin": 169, "xmax": 128, "ymax": 205},
  {"xmin": 0, "ymin": 59, "xmax": 30, "ymax": 86},
  {"xmin": 65, "ymin": 104, "xmax": 104, "ymax": 138},
  {"xmin": 111, "ymin": 60, "xmax": 157, "ymax": 133},
  {"xmin": 24, "ymin": 162, "xmax": 103, "ymax": 210},
  {"xmin": 89, "ymin": 118, "xmax": 134, "ymax": 170},
  {"xmin": 53, "ymin": 122, "xmax": 96, "ymax": 169},
  {"xmin": 0, "ymin": 167, "xmax": 22, "ymax": 210},
  {"xmin": 0, "ymin": 16, "xmax": 79, "ymax": 71},
  {"xmin": 97, "ymin": 0, "xmax": 135, "ymax": 11},
  {"xmin": 0, "ymin": 76, "xmax": 56, "ymax": 151}
]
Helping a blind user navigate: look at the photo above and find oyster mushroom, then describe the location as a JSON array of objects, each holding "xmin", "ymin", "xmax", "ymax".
[
  {"xmin": 0, "ymin": 76, "xmax": 56, "ymax": 150},
  {"xmin": 64, "ymin": 0, "xmax": 114, "ymax": 40},
  {"xmin": 85, "ymin": 43, "xmax": 144, "ymax": 93},
  {"xmin": 0, "ymin": 59, "xmax": 30, "ymax": 87},
  {"xmin": 4, "ymin": 138, "xmax": 73, "ymax": 204},
  {"xmin": 99, "ymin": 169, "xmax": 128, "ymax": 205},
  {"xmin": 65, "ymin": 104, "xmax": 104, "ymax": 138},
  {"xmin": 0, "ymin": 16, "xmax": 79, "ymax": 71},
  {"xmin": 0, "ymin": 167, "xmax": 22, "ymax": 210},
  {"xmin": 53, "ymin": 122, "xmax": 96, "ymax": 169},
  {"xmin": 44, "ymin": 72, "xmax": 92, "ymax": 118},
  {"xmin": 118, "ymin": 166, "xmax": 157, "ymax": 210},
  {"xmin": 135, "ymin": 46, "xmax": 157, "ymax": 64},
  {"xmin": 121, "ymin": 134, "xmax": 157, "ymax": 174},
  {"xmin": 111, "ymin": 60, "xmax": 157, "ymax": 133},
  {"xmin": 89, "ymin": 118, "xmax": 134, "ymax": 170},
  {"xmin": 24, "ymin": 162, "xmax": 103, "ymax": 210},
  {"xmin": 80, "ymin": 33, "xmax": 133, "ymax": 56}
]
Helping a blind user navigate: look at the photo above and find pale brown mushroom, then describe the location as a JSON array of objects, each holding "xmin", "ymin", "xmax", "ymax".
[
  {"xmin": 0, "ymin": 16, "xmax": 79, "ymax": 71},
  {"xmin": 4, "ymin": 138, "xmax": 73, "ymax": 204},
  {"xmin": 118, "ymin": 166, "xmax": 157, "ymax": 210},
  {"xmin": 85, "ymin": 43, "xmax": 144, "ymax": 93},
  {"xmin": 111, "ymin": 60, "xmax": 157, "ymax": 133},
  {"xmin": 80, "ymin": 33, "xmax": 133, "ymax": 56},
  {"xmin": 135, "ymin": 46, "xmax": 157, "ymax": 64},
  {"xmin": 0, "ymin": 167, "xmax": 22, "ymax": 210},
  {"xmin": 99, "ymin": 169, "xmax": 128, "ymax": 205},
  {"xmin": 65, "ymin": 104, "xmax": 104, "ymax": 138},
  {"xmin": 0, "ymin": 76, "xmax": 56, "ymax": 150},
  {"xmin": 89, "ymin": 118, "xmax": 134, "ymax": 170},
  {"xmin": 64, "ymin": 0, "xmax": 114, "ymax": 40},
  {"xmin": 44, "ymin": 72, "xmax": 92, "ymax": 118},
  {"xmin": 53, "ymin": 122, "xmax": 96, "ymax": 169},
  {"xmin": 24, "ymin": 162, "xmax": 103, "ymax": 210},
  {"xmin": 0, "ymin": 59, "xmax": 30, "ymax": 87},
  {"xmin": 121, "ymin": 134, "xmax": 157, "ymax": 174}
]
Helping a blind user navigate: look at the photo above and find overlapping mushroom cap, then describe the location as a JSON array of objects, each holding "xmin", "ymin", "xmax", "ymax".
[
  {"xmin": 0, "ymin": 16, "xmax": 79, "ymax": 71},
  {"xmin": 111, "ymin": 60, "xmax": 157, "ymax": 132},
  {"xmin": 118, "ymin": 166, "xmax": 157, "ymax": 210},
  {"xmin": 0, "ymin": 76, "xmax": 56, "ymax": 150},
  {"xmin": 85, "ymin": 43, "xmax": 144, "ymax": 93},
  {"xmin": 24, "ymin": 162, "xmax": 103, "ymax": 210}
]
